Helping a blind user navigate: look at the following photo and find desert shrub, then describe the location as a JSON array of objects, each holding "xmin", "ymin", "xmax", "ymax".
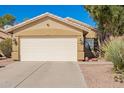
[
  {"xmin": 0, "ymin": 38, "xmax": 12, "ymax": 58},
  {"xmin": 102, "ymin": 36, "xmax": 124, "ymax": 71}
]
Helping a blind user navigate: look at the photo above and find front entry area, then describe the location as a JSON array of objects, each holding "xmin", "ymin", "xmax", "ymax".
[{"xmin": 20, "ymin": 37, "xmax": 77, "ymax": 61}]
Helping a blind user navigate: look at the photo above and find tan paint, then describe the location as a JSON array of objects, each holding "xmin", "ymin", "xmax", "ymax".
[
  {"xmin": 12, "ymin": 18, "xmax": 85, "ymax": 35},
  {"xmin": 6, "ymin": 13, "xmax": 88, "ymax": 35},
  {"xmin": 12, "ymin": 51, "xmax": 19, "ymax": 60},
  {"xmin": 14, "ymin": 29, "xmax": 81, "ymax": 36},
  {"xmin": 78, "ymin": 52, "xmax": 84, "ymax": 60},
  {"xmin": 12, "ymin": 18, "xmax": 85, "ymax": 61},
  {"xmin": 86, "ymin": 29, "xmax": 97, "ymax": 38},
  {"xmin": 65, "ymin": 17, "xmax": 98, "ymax": 39}
]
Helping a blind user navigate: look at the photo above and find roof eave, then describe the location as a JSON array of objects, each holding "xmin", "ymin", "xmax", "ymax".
[
  {"xmin": 65, "ymin": 17, "xmax": 97, "ymax": 32},
  {"xmin": 6, "ymin": 12, "xmax": 89, "ymax": 34}
]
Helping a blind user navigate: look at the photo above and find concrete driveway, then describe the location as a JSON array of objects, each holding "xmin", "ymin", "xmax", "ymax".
[{"xmin": 0, "ymin": 62, "xmax": 87, "ymax": 88}]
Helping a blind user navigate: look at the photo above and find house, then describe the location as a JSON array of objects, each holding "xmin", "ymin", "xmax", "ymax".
[{"xmin": 6, "ymin": 12, "xmax": 98, "ymax": 62}]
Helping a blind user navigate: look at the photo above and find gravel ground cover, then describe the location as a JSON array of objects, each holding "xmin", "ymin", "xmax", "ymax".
[{"xmin": 79, "ymin": 62, "xmax": 124, "ymax": 88}]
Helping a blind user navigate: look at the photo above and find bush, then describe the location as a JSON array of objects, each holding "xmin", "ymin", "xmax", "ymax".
[
  {"xmin": 0, "ymin": 38, "xmax": 12, "ymax": 58},
  {"xmin": 102, "ymin": 36, "xmax": 124, "ymax": 70}
]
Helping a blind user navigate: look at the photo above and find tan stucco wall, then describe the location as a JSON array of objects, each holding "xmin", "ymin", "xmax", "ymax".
[
  {"xmin": 12, "ymin": 18, "xmax": 85, "ymax": 61},
  {"xmin": 85, "ymin": 29, "xmax": 97, "ymax": 39}
]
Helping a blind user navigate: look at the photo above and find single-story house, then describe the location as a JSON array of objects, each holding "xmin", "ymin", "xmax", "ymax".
[{"xmin": 6, "ymin": 12, "xmax": 98, "ymax": 62}]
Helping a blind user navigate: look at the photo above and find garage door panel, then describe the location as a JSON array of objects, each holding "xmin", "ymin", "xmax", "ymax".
[{"xmin": 20, "ymin": 38, "xmax": 77, "ymax": 61}]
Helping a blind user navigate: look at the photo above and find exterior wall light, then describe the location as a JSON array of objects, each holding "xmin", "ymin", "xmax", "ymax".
[{"xmin": 46, "ymin": 24, "xmax": 50, "ymax": 27}]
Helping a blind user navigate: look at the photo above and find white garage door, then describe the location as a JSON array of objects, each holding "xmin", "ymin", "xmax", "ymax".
[{"xmin": 20, "ymin": 37, "xmax": 77, "ymax": 61}]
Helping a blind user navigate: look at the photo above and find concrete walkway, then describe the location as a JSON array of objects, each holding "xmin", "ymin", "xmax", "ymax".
[{"xmin": 0, "ymin": 62, "xmax": 87, "ymax": 88}]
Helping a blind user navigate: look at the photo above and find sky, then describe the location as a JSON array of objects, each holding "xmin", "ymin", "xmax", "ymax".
[{"xmin": 0, "ymin": 5, "xmax": 96, "ymax": 27}]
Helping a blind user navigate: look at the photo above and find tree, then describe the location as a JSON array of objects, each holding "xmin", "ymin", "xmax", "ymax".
[
  {"xmin": 0, "ymin": 14, "xmax": 16, "ymax": 28},
  {"xmin": 0, "ymin": 38, "xmax": 12, "ymax": 58},
  {"xmin": 0, "ymin": 17, "xmax": 4, "ymax": 28},
  {"xmin": 84, "ymin": 5, "xmax": 124, "ymax": 42}
]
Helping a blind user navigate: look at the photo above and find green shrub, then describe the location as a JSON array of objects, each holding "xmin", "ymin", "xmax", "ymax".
[
  {"xmin": 0, "ymin": 38, "xmax": 12, "ymax": 58},
  {"xmin": 102, "ymin": 37, "xmax": 124, "ymax": 70}
]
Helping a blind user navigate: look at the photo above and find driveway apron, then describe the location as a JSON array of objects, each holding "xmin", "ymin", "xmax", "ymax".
[{"xmin": 0, "ymin": 62, "xmax": 87, "ymax": 88}]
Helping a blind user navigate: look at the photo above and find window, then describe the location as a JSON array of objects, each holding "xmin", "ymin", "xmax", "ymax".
[{"xmin": 85, "ymin": 38, "xmax": 94, "ymax": 50}]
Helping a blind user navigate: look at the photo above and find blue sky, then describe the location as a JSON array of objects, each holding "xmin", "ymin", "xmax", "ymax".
[{"xmin": 0, "ymin": 5, "xmax": 96, "ymax": 27}]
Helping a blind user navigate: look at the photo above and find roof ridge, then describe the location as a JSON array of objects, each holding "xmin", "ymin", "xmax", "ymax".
[
  {"xmin": 6, "ymin": 12, "xmax": 89, "ymax": 34},
  {"xmin": 5, "ymin": 12, "xmax": 51, "ymax": 31},
  {"xmin": 5, "ymin": 12, "xmax": 65, "ymax": 32}
]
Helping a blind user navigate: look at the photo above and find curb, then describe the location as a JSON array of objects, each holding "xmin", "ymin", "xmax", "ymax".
[
  {"xmin": 74, "ymin": 62, "xmax": 88, "ymax": 88},
  {"xmin": 78, "ymin": 62, "xmax": 112, "ymax": 65}
]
